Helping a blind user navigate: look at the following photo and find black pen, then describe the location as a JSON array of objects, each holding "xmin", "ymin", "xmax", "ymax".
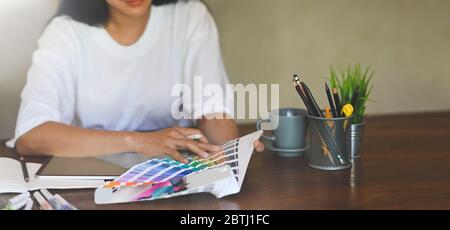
[
  {"xmin": 300, "ymin": 81, "xmax": 324, "ymax": 117},
  {"xmin": 325, "ymin": 83, "xmax": 338, "ymax": 118},
  {"xmin": 293, "ymin": 75, "xmax": 316, "ymax": 116},
  {"xmin": 19, "ymin": 156, "xmax": 30, "ymax": 182},
  {"xmin": 333, "ymin": 88, "xmax": 342, "ymax": 117}
]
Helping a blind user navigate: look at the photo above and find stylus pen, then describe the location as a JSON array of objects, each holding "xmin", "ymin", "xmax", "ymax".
[
  {"xmin": 188, "ymin": 134, "xmax": 203, "ymax": 141},
  {"xmin": 12, "ymin": 147, "xmax": 30, "ymax": 182},
  {"xmin": 19, "ymin": 157, "xmax": 30, "ymax": 182}
]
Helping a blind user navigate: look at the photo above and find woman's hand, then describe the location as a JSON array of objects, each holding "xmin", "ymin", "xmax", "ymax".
[
  {"xmin": 196, "ymin": 115, "xmax": 265, "ymax": 153},
  {"xmin": 131, "ymin": 127, "xmax": 220, "ymax": 164},
  {"xmin": 254, "ymin": 140, "xmax": 265, "ymax": 152}
]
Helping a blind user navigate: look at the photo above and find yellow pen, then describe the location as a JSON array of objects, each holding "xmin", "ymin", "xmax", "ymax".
[{"xmin": 342, "ymin": 104, "xmax": 354, "ymax": 130}]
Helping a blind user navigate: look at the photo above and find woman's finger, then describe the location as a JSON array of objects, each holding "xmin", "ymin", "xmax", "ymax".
[
  {"xmin": 168, "ymin": 129, "xmax": 186, "ymax": 139},
  {"xmin": 187, "ymin": 134, "xmax": 209, "ymax": 144},
  {"xmin": 173, "ymin": 139, "xmax": 209, "ymax": 158},
  {"xmin": 197, "ymin": 135, "xmax": 209, "ymax": 144},
  {"xmin": 197, "ymin": 142, "xmax": 221, "ymax": 153},
  {"xmin": 254, "ymin": 140, "xmax": 265, "ymax": 152},
  {"xmin": 175, "ymin": 127, "xmax": 201, "ymax": 135},
  {"xmin": 163, "ymin": 147, "xmax": 188, "ymax": 164},
  {"xmin": 176, "ymin": 128, "xmax": 209, "ymax": 144}
]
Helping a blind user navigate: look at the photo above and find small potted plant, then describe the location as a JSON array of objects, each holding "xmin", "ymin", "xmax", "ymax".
[{"xmin": 329, "ymin": 64, "xmax": 374, "ymax": 158}]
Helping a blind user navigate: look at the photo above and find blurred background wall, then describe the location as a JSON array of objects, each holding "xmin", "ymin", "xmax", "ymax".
[
  {"xmin": 0, "ymin": 0, "xmax": 59, "ymax": 139},
  {"xmin": 204, "ymin": 0, "xmax": 450, "ymax": 118},
  {"xmin": 1, "ymin": 0, "xmax": 450, "ymax": 138}
]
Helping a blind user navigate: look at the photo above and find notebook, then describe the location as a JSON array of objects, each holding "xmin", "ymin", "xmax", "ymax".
[
  {"xmin": 95, "ymin": 131, "xmax": 262, "ymax": 204},
  {"xmin": 0, "ymin": 157, "xmax": 105, "ymax": 194}
]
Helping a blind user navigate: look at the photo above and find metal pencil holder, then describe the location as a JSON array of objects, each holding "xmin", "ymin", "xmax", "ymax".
[{"xmin": 306, "ymin": 114, "xmax": 354, "ymax": 171}]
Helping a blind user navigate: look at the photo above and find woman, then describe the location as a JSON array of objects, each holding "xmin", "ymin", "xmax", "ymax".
[{"xmin": 8, "ymin": 0, "xmax": 264, "ymax": 167}]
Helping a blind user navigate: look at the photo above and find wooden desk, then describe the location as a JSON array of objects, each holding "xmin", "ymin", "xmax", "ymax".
[{"xmin": 1, "ymin": 112, "xmax": 450, "ymax": 210}]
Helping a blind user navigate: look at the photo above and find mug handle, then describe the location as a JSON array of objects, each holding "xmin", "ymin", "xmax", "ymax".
[{"xmin": 256, "ymin": 118, "xmax": 276, "ymax": 142}]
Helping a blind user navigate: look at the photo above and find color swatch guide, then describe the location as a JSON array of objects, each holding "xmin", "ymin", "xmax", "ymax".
[
  {"xmin": 105, "ymin": 139, "xmax": 240, "ymax": 188},
  {"xmin": 95, "ymin": 131, "xmax": 263, "ymax": 204}
]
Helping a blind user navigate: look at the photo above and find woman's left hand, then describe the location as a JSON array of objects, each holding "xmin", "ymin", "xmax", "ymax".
[{"xmin": 254, "ymin": 140, "xmax": 265, "ymax": 152}]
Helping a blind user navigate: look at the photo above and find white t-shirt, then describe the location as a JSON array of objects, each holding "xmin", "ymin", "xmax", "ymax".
[{"xmin": 7, "ymin": 1, "xmax": 233, "ymax": 166}]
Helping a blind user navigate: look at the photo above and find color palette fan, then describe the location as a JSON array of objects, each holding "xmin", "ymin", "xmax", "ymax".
[
  {"xmin": 104, "ymin": 139, "xmax": 241, "ymax": 189},
  {"xmin": 95, "ymin": 131, "xmax": 262, "ymax": 204}
]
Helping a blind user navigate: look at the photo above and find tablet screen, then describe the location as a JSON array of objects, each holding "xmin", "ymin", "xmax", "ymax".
[{"xmin": 35, "ymin": 157, "xmax": 127, "ymax": 180}]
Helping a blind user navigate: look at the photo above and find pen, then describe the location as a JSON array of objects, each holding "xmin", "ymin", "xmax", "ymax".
[
  {"xmin": 325, "ymin": 83, "xmax": 338, "ymax": 118},
  {"xmin": 0, "ymin": 191, "xmax": 30, "ymax": 210},
  {"xmin": 33, "ymin": 191, "xmax": 53, "ymax": 210},
  {"xmin": 187, "ymin": 134, "xmax": 203, "ymax": 141},
  {"xmin": 342, "ymin": 103, "xmax": 354, "ymax": 130},
  {"xmin": 40, "ymin": 189, "xmax": 76, "ymax": 210},
  {"xmin": 342, "ymin": 103, "xmax": 354, "ymax": 117},
  {"xmin": 300, "ymin": 81, "xmax": 324, "ymax": 117},
  {"xmin": 54, "ymin": 194, "xmax": 78, "ymax": 210},
  {"xmin": 325, "ymin": 106, "xmax": 334, "ymax": 128},
  {"xmin": 24, "ymin": 198, "xmax": 34, "ymax": 210},
  {"xmin": 333, "ymin": 88, "xmax": 342, "ymax": 117},
  {"xmin": 40, "ymin": 189, "xmax": 63, "ymax": 210},
  {"xmin": 293, "ymin": 75, "xmax": 316, "ymax": 116},
  {"xmin": 10, "ymin": 197, "xmax": 30, "ymax": 210},
  {"xmin": 19, "ymin": 156, "xmax": 30, "ymax": 182}
]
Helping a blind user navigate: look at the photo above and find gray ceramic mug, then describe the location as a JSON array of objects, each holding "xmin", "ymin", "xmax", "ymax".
[{"xmin": 256, "ymin": 108, "xmax": 309, "ymax": 156}]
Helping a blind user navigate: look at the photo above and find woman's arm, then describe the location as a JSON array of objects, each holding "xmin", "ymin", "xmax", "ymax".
[
  {"xmin": 197, "ymin": 114, "xmax": 265, "ymax": 152},
  {"xmin": 17, "ymin": 122, "xmax": 135, "ymax": 158},
  {"xmin": 196, "ymin": 115, "xmax": 239, "ymax": 146},
  {"xmin": 16, "ymin": 122, "xmax": 219, "ymax": 164}
]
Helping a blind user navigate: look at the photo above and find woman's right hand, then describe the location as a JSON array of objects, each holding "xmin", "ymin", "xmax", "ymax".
[{"xmin": 130, "ymin": 127, "xmax": 221, "ymax": 164}]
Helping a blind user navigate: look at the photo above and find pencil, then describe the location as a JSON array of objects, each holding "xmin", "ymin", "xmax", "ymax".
[
  {"xmin": 293, "ymin": 75, "xmax": 317, "ymax": 117},
  {"xmin": 293, "ymin": 80, "xmax": 311, "ymax": 113},
  {"xmin": 295, "ymin": 79, "xmax": 315, "ymax": 113},
  {"xmin": 325, "ymin": 83, "xmax": 338, "ymax": 118},
  {"xmin": 332, "ymin": 88, "xmax": 342, "ymax": 117},
  {"xmin": 19, "ymin": 156, "xmax": 30, "ymax": 182},
  {"xmin": 300, "ymin": 81, "xmax": 324, "ymax": 117}
]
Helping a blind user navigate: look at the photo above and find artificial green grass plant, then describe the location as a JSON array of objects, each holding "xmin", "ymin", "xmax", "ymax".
[{"xmin": 329, "ymin": 64, "xmax": 374, "ymax": 124}]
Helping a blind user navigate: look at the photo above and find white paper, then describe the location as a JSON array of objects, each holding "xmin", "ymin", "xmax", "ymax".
[{"xmin": 0, "ymin": 158, "xmax": 105, "ymax": 194}]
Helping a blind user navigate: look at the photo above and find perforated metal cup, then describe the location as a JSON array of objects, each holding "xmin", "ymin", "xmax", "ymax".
[{"xmin": 306, "ymin": 114, "xmax": 353, "ymax": 170}]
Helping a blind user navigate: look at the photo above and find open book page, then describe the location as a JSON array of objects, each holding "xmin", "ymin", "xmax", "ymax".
[
  {"xmin": 0, "ymin": 158, "xmax": 105, "ymax": 194},
  {"xmin": 0, "ymin": 158, "xmax": 27, "ymax": 193}
]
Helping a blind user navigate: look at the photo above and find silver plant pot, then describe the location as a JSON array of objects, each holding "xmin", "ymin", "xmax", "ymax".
[{"xmin": 350, "ymin": 123, "xmax": 365, "ymax": 159}]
